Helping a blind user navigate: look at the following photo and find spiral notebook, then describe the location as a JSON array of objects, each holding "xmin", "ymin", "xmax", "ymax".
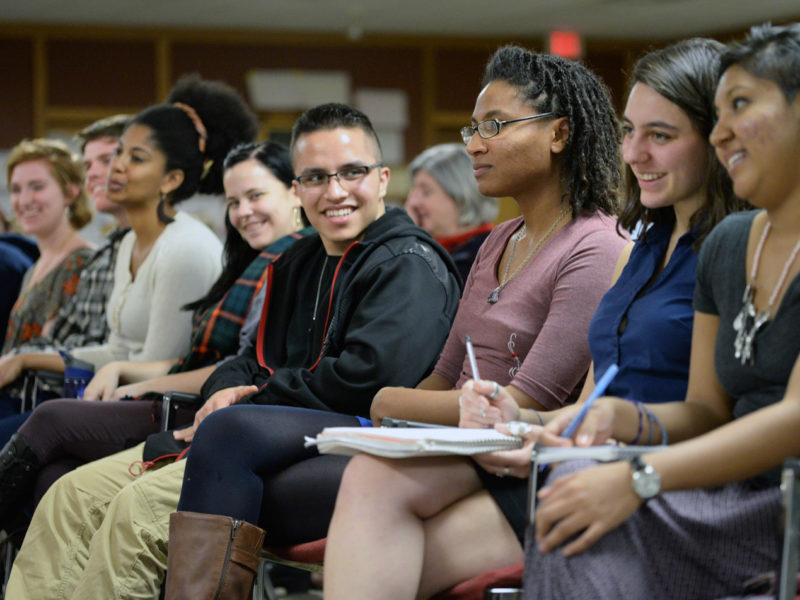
[{"xmin": 305, "ymin": 427, "xmax": 524, "ymax": 458}]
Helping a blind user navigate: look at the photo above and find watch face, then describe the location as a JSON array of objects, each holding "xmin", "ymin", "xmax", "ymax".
[{"xmin": 632, "ymin": 464, "xmax": 661, "ymax": 499}]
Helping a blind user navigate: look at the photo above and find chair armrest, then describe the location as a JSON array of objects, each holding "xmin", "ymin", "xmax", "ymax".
[
  {"xmin": 160, "ymin": 391, "xmax": 203, "ymax": 432},
  {"xmin": 21, "ymin": 369, "xmax": 64, "ymax": 412},
  {"xmin": 780, "ymin": 458, "xmax": 800, "ymax": 600}
]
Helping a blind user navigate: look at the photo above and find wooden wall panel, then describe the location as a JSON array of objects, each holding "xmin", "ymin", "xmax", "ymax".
[
  {"xmin": 47, "ymin": 39, "xmax": 156, "ymax": 106},
  {"xmin": 170, "ymin": 42, "xmax": 425, "ymax": 158},
  {"xmin": 0, "ymin": 39, "xmax": 34, "ymax": 147}
]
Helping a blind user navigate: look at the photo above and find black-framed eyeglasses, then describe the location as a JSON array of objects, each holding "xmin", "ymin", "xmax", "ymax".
[
  {"xmin": 294, "ymin": 163, "xmax": 383, "ymax": 189},
  {"xmin": 460, "ymin": 112, "xmax": 554, "ymax": 144}
]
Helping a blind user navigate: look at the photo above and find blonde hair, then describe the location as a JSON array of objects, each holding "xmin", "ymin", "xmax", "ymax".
[{"xmin": 7, "ymin": 139, "xmax": 93, "ymax": 229}]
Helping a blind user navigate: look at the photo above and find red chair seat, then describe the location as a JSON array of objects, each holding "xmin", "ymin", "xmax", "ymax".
[{"xmin": 262, "ymin": 538, "xmax": 522, "ymax": 599}]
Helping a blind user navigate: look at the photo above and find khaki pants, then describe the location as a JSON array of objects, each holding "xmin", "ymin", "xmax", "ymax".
[{"xmin": 7, "ymin": 443, "xmax": 186, "ymax": 600}]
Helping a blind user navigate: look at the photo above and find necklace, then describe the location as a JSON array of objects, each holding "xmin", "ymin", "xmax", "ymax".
[
  {"xmin": 733, "ymin": 220, "xmax": 800, "ymax": 365},
  {"xmin": 487, "ymin": 206, "xmax": 570, "ymax": 304},
  {"xmin": 312, "ymin": 256, "xmax": 331, "ymax": 323}
]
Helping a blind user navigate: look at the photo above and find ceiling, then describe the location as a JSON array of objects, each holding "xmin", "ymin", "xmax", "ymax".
[{"xmin": 2, "ymin": 0, "xmax": 799, "ymax": 41}]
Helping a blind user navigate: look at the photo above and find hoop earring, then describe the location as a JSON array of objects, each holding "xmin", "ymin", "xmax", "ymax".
[{"xmin": 157, "ymin": 192, "xmax": 175, "ymax": 224}]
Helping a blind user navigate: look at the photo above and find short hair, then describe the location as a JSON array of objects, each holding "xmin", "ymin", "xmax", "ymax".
[
  {"xmin": 408, "ymin": 143, "xmax": 497, "ymax": 226},
  {"xmin": 6, "ymin": 139, "xmax": 92, "ymax": 230},
  {"xmin": 483, "ymin": 46, "xmax": 620, "ymax": 218},
  {"xmin": 719, "ymin": 22, "xmax": 800, "ymax": 102},
  {"xmin": 128, "ymin": 73, "xmax": 258, "ymax": 207},
  {"xmin": 76, "ymin": 114, "xmax": 131, "ymax": 153},
  {"xmin": 619, "ymin": 38, "xmax": 744, "ymax": 250},
  {"xmin": 290, "ymin": 103, "xmax": 382, "ymax": 162}
]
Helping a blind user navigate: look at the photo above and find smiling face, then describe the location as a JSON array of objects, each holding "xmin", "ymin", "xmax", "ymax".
[
  {"xmin": 9, "ymin": 158, "xmax": 73, "ymax": 238},
  {"xmin": 107, "ymin": 124, "xmax": 182, "ymax": 206},
  {"xmin": 711, "ymin": 64, "xmax": 800, "ymax": 208},
  {"xmin": 82, "ymin": 136, "xmax": 120, "ymax": 214},
  {"xmin": 405, "ymin": 169, "xmax": 462, "ymax": 238},
  {"xmin": 292, "ymin": 127, "xmax": 389, "ymax": 255},
  {"xmin": 621, "ymin": 82, "xmax": 709, "ymax": 214},
  {"xmin": 465, "ymin": 79, "xmax": 567, "ymax": 203},
  {"xmin": 224, "ymin": 159, "xmax": 301, "ymax": 251}
]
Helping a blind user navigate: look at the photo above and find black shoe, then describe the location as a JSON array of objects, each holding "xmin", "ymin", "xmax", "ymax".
[{"xmin": 0, "ymin": 433, "xmax": 39, "ymax": 531}]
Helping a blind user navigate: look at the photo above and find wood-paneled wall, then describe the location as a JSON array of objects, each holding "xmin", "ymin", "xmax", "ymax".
[{"xmin": 0, "ymin": 24, "xmax": 653, "ymax": 157}]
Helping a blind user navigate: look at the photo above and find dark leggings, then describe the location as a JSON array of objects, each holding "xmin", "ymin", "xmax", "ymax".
[
  {"xmin": 15, "ymin": 398, "xmax": 173, "ymax": 506},
  {"xmin": 178, "ymin": 404, "xmax": 357, "ymax": 545}
]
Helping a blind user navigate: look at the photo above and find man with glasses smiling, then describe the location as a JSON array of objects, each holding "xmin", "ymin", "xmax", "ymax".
[
  {"xmin": 192, "ymin": 102, "xmax": 462, "ymax": 416},
  {"xmin": 2, "ymin": 103, "xmax": 462, "ymax": 600}
]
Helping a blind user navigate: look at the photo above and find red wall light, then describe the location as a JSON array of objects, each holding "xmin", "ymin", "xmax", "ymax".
[{"xmin": 549, "ymin": 30, "xmax": 582, "ymax": 59}]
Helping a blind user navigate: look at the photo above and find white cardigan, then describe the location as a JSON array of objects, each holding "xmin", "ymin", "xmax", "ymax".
[{"xmin": 74, "ymin": 212, "xmax": 222, "ymax": 369}]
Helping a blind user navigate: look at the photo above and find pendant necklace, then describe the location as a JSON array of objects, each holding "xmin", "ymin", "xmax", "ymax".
[
  {"xmin": 733, "ymin": 220, "xmax": 800, "ymax": 365},
  {"xmin": 311, "ymin": 256, "xmax": 331, "ymax": 325},
  {"xmin": 487, "ymin": 206, "xmax": 569, "ymax": 304}
]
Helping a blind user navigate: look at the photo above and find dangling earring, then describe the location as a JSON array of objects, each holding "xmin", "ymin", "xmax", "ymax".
[
  {"xmin": 293, "ymin": 206, "xmax": 303, "ymax": 231},
  {"xmin": 157, "ymin": 191, "xmax": 174, "ymax": 224}
]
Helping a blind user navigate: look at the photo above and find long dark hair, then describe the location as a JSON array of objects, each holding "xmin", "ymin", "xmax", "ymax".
[
  {"xmin": 184, "ymin": 141, "xmax": 306, "ymax": 313},
  {"xmin": 618, "ymin": 38, "xmax": 743, "ymax": 250},
  {"xmin": 483, "ymin": 46, "xmax": 621, "ymax": 218}
]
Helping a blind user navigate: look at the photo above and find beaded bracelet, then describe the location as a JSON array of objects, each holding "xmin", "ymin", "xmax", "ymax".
[
  {"xmin": 642, "ymin": 405, "xmax": 669, "ymax": 445},
  {"xmin": 630, "ymin": 400, "xmax": 644, "ymax": 445}
]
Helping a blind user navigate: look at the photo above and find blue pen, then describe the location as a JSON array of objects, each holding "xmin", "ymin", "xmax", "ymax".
[
  {"xmin": 561, "ymin": 363, "xmax": 619, "ymax": 439},
  {"xmin": 465, "ymin": 334, "xmax": 481, "ymax": 381}
]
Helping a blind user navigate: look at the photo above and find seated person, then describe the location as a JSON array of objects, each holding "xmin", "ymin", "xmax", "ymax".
[
  {"xmin": 322, "ymin": 38, "xmax": 745, "ymax": 599},
  {"xmin": 0, "ymin": 140, "xmax": 311, "ymax": 531},
  {"xmin": 12, "ymin": 115, "xmax": 132, "ymax": 357},
  {"xmin": 5, "ymin": 102, "xmax": 462, "ymax": 600},
  {"xmin": 0, "ymin": 140, "xmax": 95, "ymax": 425},
  {"xmin": 521, "ymin": 23, "xmax": 800, "ymax": 600},
  {"xmin": 405, "ymin": 143, "xmax": 497, "ymax": 280},
  {"xmin": 162, "ymin": 46, "xmax": 629, "ymax": 599},
  {"xmin": 0, "ymin": 76, "xmax": 259, "ymax": 446}
]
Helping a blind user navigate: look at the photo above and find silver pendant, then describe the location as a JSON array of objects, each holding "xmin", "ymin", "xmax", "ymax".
[
  {"xmin": 487, "ymin": 287, "xmax": 501, "ymax": 304},
  {"xmin": 732, "ymin": 284, "xmax": 768, "ymax": 365}
]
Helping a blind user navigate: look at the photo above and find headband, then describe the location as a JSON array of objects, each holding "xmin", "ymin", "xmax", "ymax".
[{"xmin": 173, "ymin": 102, "xmax": 207, "ymax": 155}]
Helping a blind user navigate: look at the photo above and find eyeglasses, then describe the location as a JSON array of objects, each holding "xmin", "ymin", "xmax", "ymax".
[
  {"xmin": 460, "ymin": 112, "xmax": 554, "ymax": 144},
  {"xmin": 294, "ymin": 163, "xmax": 383, "ymax": 190}
]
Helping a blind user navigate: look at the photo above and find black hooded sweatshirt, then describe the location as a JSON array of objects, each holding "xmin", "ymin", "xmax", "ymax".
[{"xmin": 201, "ymin": 206, "xmax": 462, "ymax": 417}]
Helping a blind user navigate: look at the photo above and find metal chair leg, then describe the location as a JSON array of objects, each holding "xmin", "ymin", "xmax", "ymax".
[{"xmin": 779, "ymin": 458, "xmax": 800, "ymax": 600}]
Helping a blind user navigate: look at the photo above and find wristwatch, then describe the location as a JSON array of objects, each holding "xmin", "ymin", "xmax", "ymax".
[{"xmin": 630, "ymin": 456, "xmax": 661, "ymax": 500}]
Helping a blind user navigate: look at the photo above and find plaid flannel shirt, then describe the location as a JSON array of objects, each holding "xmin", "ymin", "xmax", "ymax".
[
  {"xmin": 12, "ymin": 228, "xmax": 128, "ymax": 354},
  {"xmin": 170, "ymin": 228, "xmax": 313, "ymax": 373}
]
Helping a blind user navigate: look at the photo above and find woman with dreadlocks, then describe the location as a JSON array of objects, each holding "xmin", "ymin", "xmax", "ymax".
[{"xmin": 322, "ymin": 45, "xmax": 629, "ymax": 599}]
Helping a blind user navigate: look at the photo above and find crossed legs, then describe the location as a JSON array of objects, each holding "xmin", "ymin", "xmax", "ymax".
[{"xmin": 323, "ymin": 454, "xmax": 523, "ymax": 600}]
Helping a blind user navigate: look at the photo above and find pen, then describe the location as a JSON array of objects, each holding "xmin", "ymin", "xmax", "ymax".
[
  {"xmin": 465, "ymin": 334, "xmax": 481, "ymax": 381},
  {"xmin": 561, "ymin": 363, "xmax": 619, "ymax": 439}
]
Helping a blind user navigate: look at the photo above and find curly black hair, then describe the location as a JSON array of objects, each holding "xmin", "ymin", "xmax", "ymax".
[
  {"xmin": 129, "ymin": 74, "xmax": 258, "ymax": 207},
  {"xmin": 483, "ymin": 46, "xmax": 621, "ymax": 218},
  {"xmin": 618, "ymin": 38, "xmax": 745, "ymax": 251}
]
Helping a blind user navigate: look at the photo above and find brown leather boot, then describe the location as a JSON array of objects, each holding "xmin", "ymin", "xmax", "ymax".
[{"xmin": 164, "ymin": 511, "xmax": 266, "ymax": 600}]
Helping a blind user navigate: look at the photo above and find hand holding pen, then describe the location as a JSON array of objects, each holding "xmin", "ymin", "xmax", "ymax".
[
  {"xmin": 459, "ymin": 335, "xmax": 519, "ymax": 427},
  {"xmin": 531, "ymin": 363, "xmax": 620, "ymax": 469}
]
